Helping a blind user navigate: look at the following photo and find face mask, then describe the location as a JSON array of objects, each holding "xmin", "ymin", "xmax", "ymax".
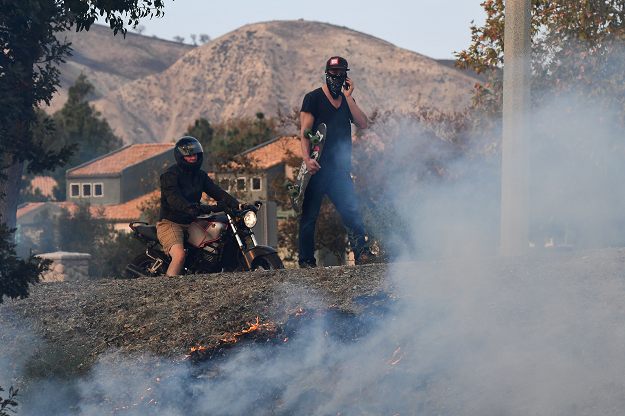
[{"xmin": 326, "ymin": 72, "xmax": 346, "ymax": 99}]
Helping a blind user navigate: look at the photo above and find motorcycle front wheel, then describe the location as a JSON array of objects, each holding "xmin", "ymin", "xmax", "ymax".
[
  {"xmin": 251, "ymin": 253, "xmax": 284, "ymax": 271},
  {"xmin": 126, "ymin": 252, "xmax": 167, "ymax": 278}
]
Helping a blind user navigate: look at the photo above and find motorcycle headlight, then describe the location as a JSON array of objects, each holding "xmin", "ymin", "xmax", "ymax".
[{"xmin": 243, "ymin": 210, "xmax": 257, "ymax": 228}]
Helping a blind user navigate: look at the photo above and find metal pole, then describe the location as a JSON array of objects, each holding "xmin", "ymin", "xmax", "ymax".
[{"xmin": 500, "ymin": 0, "xmax": 531, "ymax": 256}]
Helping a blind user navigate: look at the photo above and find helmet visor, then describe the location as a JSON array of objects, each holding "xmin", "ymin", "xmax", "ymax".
[{"xmin": 178, "ymin": 141, "xmax": 203, "ymax": 156}]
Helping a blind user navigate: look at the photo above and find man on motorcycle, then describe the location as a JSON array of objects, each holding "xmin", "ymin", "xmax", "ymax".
[{"xmin": 157, "ymin": 136, "xmax": 241, "ymax": 276}]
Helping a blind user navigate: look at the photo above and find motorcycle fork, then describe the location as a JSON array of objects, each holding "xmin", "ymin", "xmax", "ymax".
[{"xmin": 226, "ymin": 213, "xmax": 259, "ymax": 269}]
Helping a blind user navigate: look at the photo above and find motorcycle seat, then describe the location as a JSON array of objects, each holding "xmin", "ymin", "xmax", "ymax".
[{"xmin": 135, "ymin": 225, "xmax": 159, "ymax": 241}]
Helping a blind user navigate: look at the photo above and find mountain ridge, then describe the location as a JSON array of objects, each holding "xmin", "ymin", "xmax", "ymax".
[{"xmin": 89, "ymin": 20, "xmax": 477, "ymax": 143}]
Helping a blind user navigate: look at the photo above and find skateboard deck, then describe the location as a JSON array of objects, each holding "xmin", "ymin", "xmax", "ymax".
[{"xmin": 285, "ymin": 123, "xmax": 327, "ymax": 214}]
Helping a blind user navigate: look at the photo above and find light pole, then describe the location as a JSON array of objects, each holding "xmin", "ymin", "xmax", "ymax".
[{"xmin": 500, "ymin": 0, "xmax": 532, "ymax": 256}]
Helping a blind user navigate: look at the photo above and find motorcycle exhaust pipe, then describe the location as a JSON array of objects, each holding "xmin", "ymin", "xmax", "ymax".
[{"xmin": 125, "ymin": 263, "xmax": 148, "ymax": 278}]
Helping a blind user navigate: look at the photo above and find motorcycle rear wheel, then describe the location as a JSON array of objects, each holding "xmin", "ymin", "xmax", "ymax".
[
  {"xmin": 251, "ymin": 253, "xmax": 284, "ymax": 271},
  {"xmin": 126, "ymin": 252, "xmax": 167, "ymax": 278}
]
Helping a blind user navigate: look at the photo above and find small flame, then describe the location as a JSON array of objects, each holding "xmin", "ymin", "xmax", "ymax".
[{"xmin": 185, "ymin": 317, "xmax": 274, "ymax": 359}]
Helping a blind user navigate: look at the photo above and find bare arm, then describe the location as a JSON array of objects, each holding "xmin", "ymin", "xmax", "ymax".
[
  {"xmin": 300, "ymin": 110, "xmax": 320, "ymax": 174},
  {"xmin": 343, "ymin": 77, "xmax": 367, "ymax": 129}
]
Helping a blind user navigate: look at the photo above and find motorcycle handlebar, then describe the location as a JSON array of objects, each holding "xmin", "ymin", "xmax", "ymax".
[{"xmin": 196, "ymin": 201, "xmax": 261, "ymax": 217}]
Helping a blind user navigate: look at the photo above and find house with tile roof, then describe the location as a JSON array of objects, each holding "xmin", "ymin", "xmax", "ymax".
[
  {"xmin": 65, "ymin": 143, "xmax": 174, "ymax": 206},
  {"xmin": 214, "ymin": 136, "xmax": 302, "ymax": 205},
  {"xmin": 16, "ymin": 190, "xmax": 161, "ymax": 255}
]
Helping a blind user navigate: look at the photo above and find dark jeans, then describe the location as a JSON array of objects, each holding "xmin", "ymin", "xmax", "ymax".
[{"xmin": 298, "ymin": 168, "xmax": 367, "ymax": 262}]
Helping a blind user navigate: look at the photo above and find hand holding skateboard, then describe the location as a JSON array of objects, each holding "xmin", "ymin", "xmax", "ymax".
[
  {"xmin": 303, "ymin": 129, "xmax": 321, "ymax": 174},
  {"xmin": 284, "ymin": 124, "xmax": 327, "ymax": 213}
]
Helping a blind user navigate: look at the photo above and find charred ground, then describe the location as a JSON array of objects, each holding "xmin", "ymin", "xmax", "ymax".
[
  {"xmin": 3, "ymin": 248, "xmax": 625, "ymax": 414},
  {"xmin": 3, "ymin": 248, "xmax": 625, "ymax": 375},
  {"xmin": 0, "ymin": 263, "xmax": 392, "ymax": 377}
]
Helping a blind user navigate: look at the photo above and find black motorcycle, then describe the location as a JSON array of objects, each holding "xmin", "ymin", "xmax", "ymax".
[{"xmin": 125, "ymin": 202, "xmax": 283, "ymax": 278}]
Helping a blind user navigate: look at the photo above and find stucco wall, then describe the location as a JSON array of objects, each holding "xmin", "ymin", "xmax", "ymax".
[{"xmin": 66, "ymin": 176, "xmax": 121, "ymax": 206}]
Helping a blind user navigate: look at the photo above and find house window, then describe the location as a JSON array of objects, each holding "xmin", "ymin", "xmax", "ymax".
[
  {"xmin": 94, "ymin": 183, "xmax": 103, "ymax": 197},
  {"xmin": 236, "ymin": 177, "xmax": 246, "ymax": 191},
  {"xmin": 219, "ymin": 179, "xmax": 230, "ymax": 191},
  {"xmin": 251, "ymin": 177, "xmax": 262, "ymax": 191},
  {"xmin": 82, "ymin": 183, "xmax": 92, "ymax": 197},
  {"xmin": 70, "ymin": 183, "xmax": 80, "ymax": 198}
]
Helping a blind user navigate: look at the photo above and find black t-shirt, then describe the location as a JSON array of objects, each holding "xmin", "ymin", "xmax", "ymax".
[{"xmin": 301, "ymin": 87, "xmax": 354, "ymax": 171}]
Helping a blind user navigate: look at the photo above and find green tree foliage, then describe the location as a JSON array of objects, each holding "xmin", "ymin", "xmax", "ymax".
[
  {"xmin": 53, "ymin": 74, "xmax": 124, "ymax": 164},
  {"xmin": 185, "ymin": 112, "xmax": 280, "ymax": 155},
  {"xmin": 18, "ymin": 204, "xmax": 145, "ymax": 278},
  {"xmin": 19, "ymin": 74, "xmax": 123, "ymax": 202},
  {"xmin": 55, "ymin": 204, "xmax": 143, "ymax": 278},
  {"xmin": 455, "ymin": 1, "xmax": 625, "ymax": 250},
  {"xmin": 184, "ymin": 117, "xmax": 214, "ymax": 152},
  {"xmin": 35, "ymin": 74, "xmax": 123, "ymax": 200},
  {"xmin": 455, "ymin": 0, "xmax": 625, "ymax": 118},
  {"xmin": 0, "ymin": 0, "xmax": 166, "ymax": 226},
  {"xmin": 0, "ymin": 386, "xmax": 18, "ymax": 416},
  {"xmin": 0, "ymin": 217, "xmax": 51, "ymax": 303}
]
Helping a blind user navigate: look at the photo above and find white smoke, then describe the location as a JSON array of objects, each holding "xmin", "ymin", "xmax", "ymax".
[{"xmin": 4, "ymin": 84, "xmax": 625, "ymax": 415}]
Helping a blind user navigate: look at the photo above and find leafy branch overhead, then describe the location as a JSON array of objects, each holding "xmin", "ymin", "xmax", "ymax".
[
  {"xmin": 455, "ymin": 0, "xmax": 625, "ymax": 117},
  {"xmin": 0, "ymin": 0, "xmax": 167, "ymax": 302}
]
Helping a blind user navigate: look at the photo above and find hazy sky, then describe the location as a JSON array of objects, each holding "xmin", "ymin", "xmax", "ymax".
[{"xmin": 124, "ymin": 0, "xmax": 487, "ymax": 59}]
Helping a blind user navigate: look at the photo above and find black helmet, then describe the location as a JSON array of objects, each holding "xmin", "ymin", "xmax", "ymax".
[{"xmin": 174, "ymin": 136, "xmax": 204, "ymax": 172}]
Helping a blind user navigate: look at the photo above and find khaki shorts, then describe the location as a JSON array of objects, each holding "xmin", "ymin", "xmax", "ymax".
[{"xmin": 156, "ymin": 219, "xmax": 188, "ymax": 255}]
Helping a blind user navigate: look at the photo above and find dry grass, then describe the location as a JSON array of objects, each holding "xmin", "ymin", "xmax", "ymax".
[{"xmin": 1, "ymin": 263, "xmax": 390, "ymax": 378}]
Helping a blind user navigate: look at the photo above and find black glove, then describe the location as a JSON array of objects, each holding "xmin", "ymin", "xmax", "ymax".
[
  {"xmin": 199, "ymin": 205, "xmax": 214, "ymax": 215},
  {"xmin": 184, "ymin": 203, "xmax": 201, "ymax": 217},
  {"xmin": 213, "ymin": 201, "xmax": 227, "ymax": 212},
  {"xmin": 241, "ymin": 203, "xmax": 257, "ymax": 212},
  {"xmin": 226, "ymin": 199, "xmax": 240, "ymax": 209}
]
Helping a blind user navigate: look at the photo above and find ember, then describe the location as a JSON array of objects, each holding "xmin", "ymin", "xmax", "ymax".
[{"xmin": 185, "ymin": 317, "xmax": 277, "ymax": 361}]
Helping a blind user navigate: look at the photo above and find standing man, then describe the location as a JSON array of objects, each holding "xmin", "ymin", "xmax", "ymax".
[{"xmin": 298, "ymin": 56, "xmax": 371, "ymax": 268}]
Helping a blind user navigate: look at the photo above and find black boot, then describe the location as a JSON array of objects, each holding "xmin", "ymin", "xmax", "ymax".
[{"xmin": 298, "ymin": 259, "xmax": 317, "ymax": 269}]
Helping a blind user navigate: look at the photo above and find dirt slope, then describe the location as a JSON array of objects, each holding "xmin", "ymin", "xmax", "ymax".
[
  {"xmin": 45, "ymin": 24, "xmax": 195, "ymax": 114},
  {"xmin": 3, "ymin": 249, "xmax": 625, "ymax": 413},
  {"xmin": 92, "ymin": 20, "xmax": 477, "ymax": 143},
  {"xmin": 2, "ymin": 248, "xmax": 625, "ymax": 374}
]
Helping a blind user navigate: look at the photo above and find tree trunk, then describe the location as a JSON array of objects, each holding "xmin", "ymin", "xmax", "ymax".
[{"xmin": 0, "ymin": 159, "xmax": 24, "ymax": 230}]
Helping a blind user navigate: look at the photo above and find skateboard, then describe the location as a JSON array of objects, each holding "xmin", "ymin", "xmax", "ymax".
[{"xmin": 284, "ymin": 123, "xmax": 327, "ymax": 214}]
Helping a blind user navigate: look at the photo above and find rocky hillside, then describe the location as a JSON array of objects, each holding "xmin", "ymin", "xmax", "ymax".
[
  {"xmin": 91, "ymin": 20, "xmax": 478, "ymax": 143},
  {"xmin": 45, "ymin": 24, "xmax": 195, "ymax": 114}
]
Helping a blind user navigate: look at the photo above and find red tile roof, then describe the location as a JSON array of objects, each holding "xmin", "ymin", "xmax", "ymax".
[
  {"xmin": 23, "ymin": 176, "xmax": 58, "ymax": 198},
  {"xmin": 68, "ymin": 144, "xmax": 174, "ymax": 177},
  {"xmin": 16, "ymin": 202, "xmax": 46, "ymax": 218},
  {"xmin": 17, "ymin": 191, "xmax": 160, "ymax": 223},
  {"xmin": 96, "ymin": 190, "xmax": 160, "ymax": 221},
  {"xmin": 17, "ymin": 202, "xmax": 77, "ymax": 219},
  {"xmin": 242, "ymin": 137, "xmax": 302, "ymax": 169}
]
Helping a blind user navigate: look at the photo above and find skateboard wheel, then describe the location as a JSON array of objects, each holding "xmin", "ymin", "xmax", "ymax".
[
  {"xmin": 310, "ymin": 136, "xmax": 320, "ymax": 145},
  {"xmin": 304, "ymin": 129, "xmax": 314, "ymax": 139},
  {"xmin": 289, "ymin": 189, "xmax": 299, "ymax": 198},
  {"xmin": 284, "ymin": 180, "xmax": 293, "ymax": 190}
]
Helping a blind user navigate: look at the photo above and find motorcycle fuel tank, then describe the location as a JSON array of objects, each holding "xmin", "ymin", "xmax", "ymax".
[{"xmin": 187, "ymin": 218, "xmax": 228, "ymax": 247}]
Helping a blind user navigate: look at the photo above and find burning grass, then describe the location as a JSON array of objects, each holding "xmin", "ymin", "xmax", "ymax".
[
  {"xmin": 4, "ymin": 249, "xmax": 625, "ymax": 415},
  {"xmin": 0, "ymin": 263, "xmax": 392, "ymax": 380}
]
